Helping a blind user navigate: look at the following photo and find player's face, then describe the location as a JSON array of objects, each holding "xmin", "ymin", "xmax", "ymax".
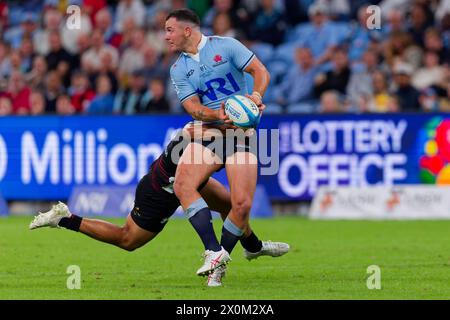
[{"xmin": 165, "ymin": 18, "xmax": 188, "ymax": 52}]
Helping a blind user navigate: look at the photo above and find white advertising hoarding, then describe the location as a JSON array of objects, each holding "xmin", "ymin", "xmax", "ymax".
[{"xmin": 310, "ymin": 185, "xmax": 450, "ymax": 219}]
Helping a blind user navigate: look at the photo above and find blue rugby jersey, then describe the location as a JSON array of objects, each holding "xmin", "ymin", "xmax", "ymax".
[{"xmin": 170, "ymin": 35, "xmax": 255, "ymax": 111}]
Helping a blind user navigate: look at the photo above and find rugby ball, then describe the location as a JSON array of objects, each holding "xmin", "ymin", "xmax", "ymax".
[{"xmin": 224, "ymin": 95, "xmax": 261, "ymax": 129}]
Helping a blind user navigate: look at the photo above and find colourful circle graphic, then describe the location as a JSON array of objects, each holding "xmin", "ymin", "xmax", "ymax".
[{"xmin": 419, "ymin": 117, "xmax": 450, "ymax": 185}]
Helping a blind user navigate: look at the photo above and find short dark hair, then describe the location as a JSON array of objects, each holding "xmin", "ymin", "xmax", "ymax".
[{"xmin": 166, "ymin": 9, "xmax": 200, "ymax": 26}]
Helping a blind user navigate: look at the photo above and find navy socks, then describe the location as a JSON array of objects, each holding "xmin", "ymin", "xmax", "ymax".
[
  {"xmin": 186, "ymin": 198, "xmax": 221, "ymax": 252},
  {"xmin": 220, "ymin": 217, "xmax": 244, "ymax": 254}
]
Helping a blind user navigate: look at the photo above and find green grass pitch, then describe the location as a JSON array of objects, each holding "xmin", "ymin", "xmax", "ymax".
[{"xmin": 1, "ymin": 216, "xmax": 450, "ymax": 299}]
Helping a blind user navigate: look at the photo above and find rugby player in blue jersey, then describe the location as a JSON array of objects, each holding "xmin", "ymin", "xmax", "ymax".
[{"xmin": 165, "ymin": 9, "xmax": 289, "ymax": 280}]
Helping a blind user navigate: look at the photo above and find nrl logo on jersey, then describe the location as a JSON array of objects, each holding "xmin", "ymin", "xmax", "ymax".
[{"xmin": 212, "ymin": 54, "xmax": 228, "ymax": 67}]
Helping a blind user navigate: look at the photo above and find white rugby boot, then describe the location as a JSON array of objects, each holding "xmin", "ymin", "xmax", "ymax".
[
  {"xmin": 196, "ymin": 246, "xmax": 231, "ymax": 276},
  {"xmin": 29, "ymin": 202, "xmax": 71, "ymax": 230},
  {"xmin": 244, "ymin": 241, "xmax": 290, "ymax": 261},
  {"xmin": 207, "ymin": 265, "xmax": 227, "ymax": 287}
]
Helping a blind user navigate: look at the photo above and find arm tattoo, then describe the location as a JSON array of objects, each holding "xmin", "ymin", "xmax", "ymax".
[{"xmin": 194, "ymin": 110, "xmax": 204, "ymax": 120}]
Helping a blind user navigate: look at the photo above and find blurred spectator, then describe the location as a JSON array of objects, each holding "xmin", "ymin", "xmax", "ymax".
[
  {"xmin": 25, "ymin": 56, "xmax": 48, "ymax": 91},
  {"xmin": 4, "ymin": 12, "xmax": 38, "ymax": 49},
  {"xmin": 81, "ymin": 29, "xmax": 119, "ymax": 75},
  {"xmin": 9, "ymin": 50, "xmax": 23, "ymax": 74},
  {"xmin": 347, "ymin": 49, "xmax": 380, "ymax": 108},
  {"xmin": 419, "ymin": 87, "xmax": 440, "ymax": 112},
  {"xmin": 319, "ymin": 90, "xmax": 342, "ymax": 113},
  {"xmin": 318, "ymin": 0, "xmax": 351, "ymax": 21},
  {"xmin": 119, "ymin": 28, "xmax": 147, "ymax": 81},
  {"xmin": 346, "ymin": 5, "xmax": 383, "ymax": 61},
  {"xmin": 383, "ymin": 9, "xmax": 407, "ymax": 36},
  {"xmin": 117, "ymin": 16, "xmax": 137, "ymax": 52},
  {"xmin": 56, "ymin": 94, "xmax": 76, "ymax": 115},
  {"xmin": 83, "ymin": 0, "xmax": 107, "ymax": 25},
  {"xmin": 298, "ymin": 2, "xmax": 340, "ymax": 65},
  {"xmin": 435, "ymin": 0, "xmax": 450, "ymax": 23},
  {"xmin": 439, "ymin": 83, "xmax": 450, "ymax": 111},
  {"xmin": 383, "ymin": 31, "xmax": 423, "ymax": 70},
  {"xmin": 43, "ymin": 70, "xmax": 65, "ymax": 113},
  {"xmin": 424, "ymin": 27, "xmax": 450, "ymax": 65},
  {"xmin": 113, "ymin": 69, "xmax": 146, "ymax": 114},
  {"xmin": 34, "ymin": 8, "xmax": 62, "ymax": 56},
  {"xmin": 139, "ymin": 78, "xmax": 170, "ymax": 113},
  {"xmin": 412, "ymin": 51, "xmax": 446, "ymax": 90},
  {"xmin": 29, "ymin": 90, "xmax": 45, "ymax": 115},
  {"xmin": 386, "ymin": 95, "xmax": 401, "ymax": 112},
  {"xmin": 19, "ymin": 37, "xmax": 36, "ymax": 73},
  {"xmin": 7, "ymin": 71, "xmax": 31, "ymax": 114},
  {"xmin": 392, "ymin": 62, "xmax": 421, "ymax": 111},
  {"xmin": 142, "ymin": 46, "xmax": 168, "ymax": 84},
  {"xmin": 203, "ymin": 0, "xmax": 248, "ymax": 36},
  {"xmin": 71, "ymin": 33, "xmax": 91, "ymax": 71},
  {"xmin": 86, "ymin": 74, "xmax": 114, "ymax": 114},
  {"xmin": 46, "ymin": 31, "xmax": 73, "ymax": 87},
  {"xmin": 69, "ymin": 71, "xmax": 96, "ymax": 113},
  {"xmin": 0, "ymin": 95, "xmax": 12, "ymax": 116},
  {"xmin": 212, "ymin": 12, "xmax": 238, "ymax": 38},
  {"xmin": 114, "ymin": 0, "xmax": 146, "ymax": 33},
  {"xmin": 146, "ymin": 9, "xmax": 170, "ymax": 56},
  {"xmin": 274, "ymin": 47, "xmax": 317, "ymax": 107},
  {"xmin": 0, "ymin": 41, "xmax": 11, "ymax": 80},
  {"xmin": 94, "ymin": 8, "xmax": 121, "ymax": 49},
  {"xmin": 407, "ymin": 3, "xmax": 434, "ymax": 48},
  {"xmin": 314, "ymin": 47, "xmax": 351, "ymax": 98},
  {"xmin": 439, "ymin": 13, "xmax": 450, "ymax": 55},
  {"xmin": 248, "ymin": 0, "xmax": 287, "ymax": 46},
  {"xmin": 379, "ymin": 0, "xmax": 409, "ymax": 20},
  {"xmin": 94, "ymin": 50, "xmax": 119, "ymax": 93},
  {"xmin": 0, "ymin": 1, "xmax": 8, "ymax": 32},
  {"xmin": 368, "ymin": 71, "xmax": 393, "ymax": 113},
  {"xmin": 61, "ymin": 6, "xmax": 93, "ymax": 54}
]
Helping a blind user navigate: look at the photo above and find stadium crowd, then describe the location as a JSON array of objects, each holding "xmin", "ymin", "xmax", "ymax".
[{"xmin": 0, "ymin": 0, "xmax": 448, "ymax": 116}]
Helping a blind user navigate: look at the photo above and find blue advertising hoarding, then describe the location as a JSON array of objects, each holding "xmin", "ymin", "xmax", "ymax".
[
  {"xmin": 259, "ymin": 113, "xmax": 450, "ymax": 200},
  {"xmin": 0, "ymin": 114, "xmax": 448, "ymax": 201}
]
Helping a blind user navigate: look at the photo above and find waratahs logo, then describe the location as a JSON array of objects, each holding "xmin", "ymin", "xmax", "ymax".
[{"xmin": 419, "ymin": 117, "xmax": 450, "ymax": 184}]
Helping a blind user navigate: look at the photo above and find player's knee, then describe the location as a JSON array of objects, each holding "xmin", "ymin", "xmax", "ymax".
[
  {"xmin": 120, "ymin": 231, "xmax": 141, "ymax": 252},
  {"xmin": 173, "ymin": 177, "xmax": 192, "ymax": 199},
  {"xmin": 232, "ymin": 198, "xmax": 252, "ymax": 220},
  {"xmin": 121, "ymin": 239, "xmax": 140, "ymax": 252}
]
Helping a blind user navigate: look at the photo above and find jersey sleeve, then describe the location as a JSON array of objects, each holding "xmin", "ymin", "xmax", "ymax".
[
  {"xmin": 223, "ymin": 37, "xmax": 255, "ymax": 71},
  {"xmin": 170, "ymin": 61, "xmax": 197, "ymax": 103}
]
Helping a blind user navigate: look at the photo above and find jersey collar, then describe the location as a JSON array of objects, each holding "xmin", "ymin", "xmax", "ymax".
[{"xmin": 184, "ymin": 34, "xmax": 207, "ymax": 62}]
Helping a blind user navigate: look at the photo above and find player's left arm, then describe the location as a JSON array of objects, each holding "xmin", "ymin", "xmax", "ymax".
[{"xmin": 244, "ymin": 57, "xmax": 271, "ymax": 111}]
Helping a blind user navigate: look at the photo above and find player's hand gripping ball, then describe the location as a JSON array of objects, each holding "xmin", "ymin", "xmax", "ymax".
[{"xmin": 224, "ymin": 94, "xmax": 261, "ymax": 129}]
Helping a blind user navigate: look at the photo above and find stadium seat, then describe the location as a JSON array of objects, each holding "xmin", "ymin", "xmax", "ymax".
[
  {"xmin": 333, "ymin": 21, "xmax": 352, "ymax": 44},
  {"xmin": 267, "ymin": 60, "xmax": 289, "ymax": 85},
  {"xmin": 273, "ymin": 42, "xmax": 297, "ymax": 64},
  {"xmin": 287, "ymin": 102, "xmax": 317, "ymax": 114},
  {"xmin": 251, "ymin": 43, "xmax": 274, "ymax": 65},
  {"xmin": 264, "ymin": 103, "xmax": 284, "ymax": 114},
  {"xmin": 8, "ymin": 7, "xmax": 23, "ymax": 27}
]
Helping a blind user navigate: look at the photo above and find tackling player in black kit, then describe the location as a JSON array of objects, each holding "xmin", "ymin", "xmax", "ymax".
[{"xmin": 29, "ymin": 123, "xmax": 289, "ymax": 286}]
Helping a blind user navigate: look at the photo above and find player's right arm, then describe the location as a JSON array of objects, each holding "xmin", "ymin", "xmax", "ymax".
[{"xmin": 182, "ymin": 95, "xmax": 228, "ymax": 122}]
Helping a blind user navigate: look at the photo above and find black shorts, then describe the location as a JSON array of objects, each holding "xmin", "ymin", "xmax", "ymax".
[
  {"xmin": 130, "ymin": 172, "xmax": 209, "ymax": 233},
  {"xmin": 130, "ymin": 172, "xmax": 180, "ymax": 233},
  {"xmin": 194, "ymin": 130, "xmax": 257, "ymax": 167}
]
